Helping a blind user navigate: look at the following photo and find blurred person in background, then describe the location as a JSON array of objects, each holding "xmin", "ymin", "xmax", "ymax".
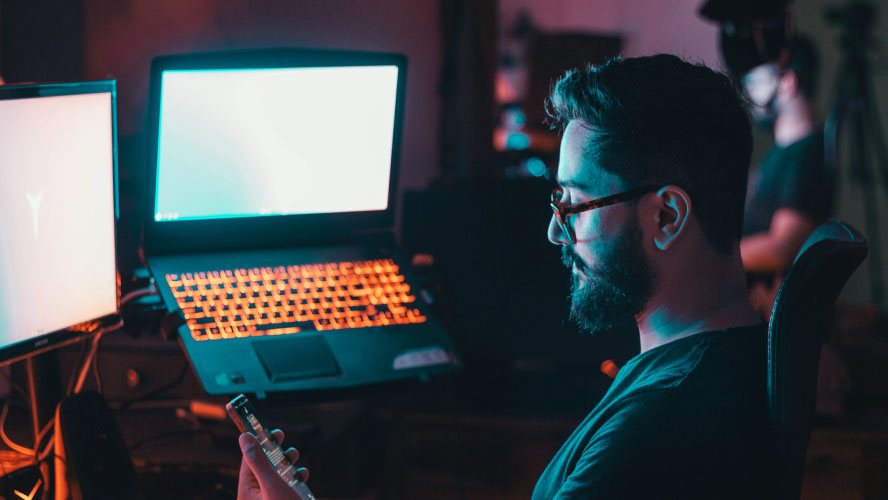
[{"xmin": 740, "ymin": 36, "xmax": 835, "ymax": 317}]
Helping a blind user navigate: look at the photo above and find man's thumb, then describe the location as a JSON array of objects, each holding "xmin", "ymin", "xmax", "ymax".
[{"xmin": 239, "ymin": 433, "xmax": 278, "ymax": 484}]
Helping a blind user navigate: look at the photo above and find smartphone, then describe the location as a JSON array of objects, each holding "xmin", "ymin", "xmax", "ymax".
[{"xmin": 227, "ymin": 394, "xmax": 316, "ymax": 500}]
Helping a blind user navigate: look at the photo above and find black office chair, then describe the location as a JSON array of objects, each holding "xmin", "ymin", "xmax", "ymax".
[{"xmin": 767, "ymin": 219, "xmax": 868, "ymax": 499}]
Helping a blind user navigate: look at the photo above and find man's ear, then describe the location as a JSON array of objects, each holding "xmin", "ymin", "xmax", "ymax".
[
  {"xmin": 650, "ymin": 186, "xmax": 691, "ymax": 251},
  {"xmin": 778, "ymin": 70, "xmax": 799, "ymax": 99}
]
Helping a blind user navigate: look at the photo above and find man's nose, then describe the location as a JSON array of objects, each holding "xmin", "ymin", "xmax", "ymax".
[{"xmin": 548, "ymin": 214, "xmax": 569, "ymax": 245}]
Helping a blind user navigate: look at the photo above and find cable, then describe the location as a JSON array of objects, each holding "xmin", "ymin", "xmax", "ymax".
[
  {"xmin": 0, "ymin": 449, "xmax": 35, "ymax": 475},
  {"xmin": 0, "ymin": 366, "xmax": 48, "ymax": 460},
  {"xmin": 65, "ymin": 338, "xmax": 91, "ymax": 396},
  {"xmin": 70, "ymin": 286, "xmax": 155, "ymax": 397},
  {"xmin": 0, "ymin": 366, "xmax": 29, "ymax": 407},
  {"xmin": 34, "ymin": 418, "xmax": 53, "ymax": 449},
  {"xmin": 63, "ymin": 286, "xmax": 154, "ymax": 396},
  {"xmin": 0, "ymin": 399, "xmax": 35, "ymax": 456},
  {"xmin": 36, "ymin": 433, "xmax": 54, "ymax": 464},
  {"xmin": 120, "ymin": 284, "xmax": 158, "ymax": 307},
  {"xmin": 73, "ymin": 319, "xmax": 124, "ymax": 395}
]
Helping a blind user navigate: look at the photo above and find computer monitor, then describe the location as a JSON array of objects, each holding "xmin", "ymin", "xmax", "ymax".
[{"xmin": 0, "ymin": 81, "xmax": 119, "ymax": 366}]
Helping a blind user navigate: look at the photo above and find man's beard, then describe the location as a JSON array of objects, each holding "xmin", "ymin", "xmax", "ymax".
[{"xmin": 561, "ymin": 217, "xmax": 656, "ymax": 336}]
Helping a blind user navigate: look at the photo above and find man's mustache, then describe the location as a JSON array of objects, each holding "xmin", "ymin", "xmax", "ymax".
[{"xmin": 561, "ymin": 246, "xmax": 586, "ymax": 272}]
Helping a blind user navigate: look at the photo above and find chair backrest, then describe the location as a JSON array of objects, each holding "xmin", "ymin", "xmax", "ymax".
[{"xmin": 768, "ymin": 219, "xmax": 868, "ymax": 499}]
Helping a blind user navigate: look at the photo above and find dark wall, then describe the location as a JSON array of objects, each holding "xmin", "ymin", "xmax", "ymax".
[
  {"xmin": 1, "ymin": 0, "xmax": 442, "ymax": 189},
  {"xmin": 1, "ymin": 0, "xmax": 84, "ymax": 82}
]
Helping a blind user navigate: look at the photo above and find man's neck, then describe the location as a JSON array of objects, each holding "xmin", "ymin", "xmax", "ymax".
[
  {"xmin": 775, "ymin": 94, "xmax": 816, "ymax": 146},
  {"xmin": 635, "ymin": 252, "xmax": 761, "ymax": 353}
]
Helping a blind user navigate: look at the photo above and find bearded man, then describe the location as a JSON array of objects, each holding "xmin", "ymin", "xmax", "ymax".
[{"xmin": 535, "ymin": 54, "xmax": 774, "ymax": 499}]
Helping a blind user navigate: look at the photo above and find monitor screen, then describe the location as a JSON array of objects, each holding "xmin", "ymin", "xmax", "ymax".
[
  {"xmin": 154, "ymin": 65, "xmax": 399, "ymax": 222},
  {"xmin": 0, "ymin": 82, "xmax": 118, "ymax": 363}
]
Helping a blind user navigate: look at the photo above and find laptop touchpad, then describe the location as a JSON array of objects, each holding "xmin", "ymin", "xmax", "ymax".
[{"xmin": 252, "ymin": 336, "xmax": 341, "ymax": 382}]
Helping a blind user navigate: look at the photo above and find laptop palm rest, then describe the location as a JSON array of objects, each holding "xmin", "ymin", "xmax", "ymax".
[{"xmin": 251, "ymin": 336, "xmax": 341, "ymax": 382}]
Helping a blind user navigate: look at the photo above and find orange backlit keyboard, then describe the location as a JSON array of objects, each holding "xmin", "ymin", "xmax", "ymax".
[{"xmin": 165, "ymin": 259, "xmax": 427, "ymax": 342}]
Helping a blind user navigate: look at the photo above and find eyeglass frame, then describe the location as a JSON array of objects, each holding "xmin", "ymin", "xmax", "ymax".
[{"xmin": 550, "ymin": 185, "xmax": 663, "ymax": 243}]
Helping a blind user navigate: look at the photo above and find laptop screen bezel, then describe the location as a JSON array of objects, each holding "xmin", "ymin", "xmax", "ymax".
[
  {"xmin": 0, "ymin": 80, "xmax": 121, "ymax": 366},
  {"xmin": 144, "ymin": 48, "xmax": 407, "ymax": 255}
]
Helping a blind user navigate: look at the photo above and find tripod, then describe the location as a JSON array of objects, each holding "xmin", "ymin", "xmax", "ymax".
[{"xmin": 824, "ymin": 0, "xmax": 888, "ymax": 306}]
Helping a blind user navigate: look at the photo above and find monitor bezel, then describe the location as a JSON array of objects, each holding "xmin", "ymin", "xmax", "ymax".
[
  {"xmin": 144, "ymin": 48, "xmax": 408, "ymax": 255},
  {"xmin": 0, "ymin": 80, "xmax": 121, "ymax": 367}
]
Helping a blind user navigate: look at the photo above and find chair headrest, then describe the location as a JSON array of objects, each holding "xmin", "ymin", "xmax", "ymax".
[
  {"xmin": 771, "ymin": 219, "xmax": 868, "ymax": 350},
  {"xmin": 793, "ymin": 219, "xmax": 866, "ymax": 267}
]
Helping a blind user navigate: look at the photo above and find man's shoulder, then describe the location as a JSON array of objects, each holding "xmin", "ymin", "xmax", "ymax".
[
  {"xmin": 617, "ymin": 324, "xmax": 766, "ymax": 396},
  {"xmin": 598, "ymin": 326, "xmax": 770, "ymax": 474},
  {"xmin": 534, "ymin": 326, "xmax": 772, "ymax": 500}
]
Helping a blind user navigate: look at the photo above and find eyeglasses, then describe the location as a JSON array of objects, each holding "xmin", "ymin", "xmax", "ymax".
[{"xmin": 550, "ymin": 185, "xmax": 662, "ymax": 243}]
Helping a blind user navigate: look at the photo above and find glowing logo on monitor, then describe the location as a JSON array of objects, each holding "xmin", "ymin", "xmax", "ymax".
[{"xmin": 26, "ymin": 190, "xmax": 44, "ymax": 240}]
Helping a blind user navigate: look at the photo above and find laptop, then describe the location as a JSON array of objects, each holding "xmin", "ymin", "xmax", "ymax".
[{"xmin": 143, "ymin": 48, "xmax": 459, "ymax": 397}]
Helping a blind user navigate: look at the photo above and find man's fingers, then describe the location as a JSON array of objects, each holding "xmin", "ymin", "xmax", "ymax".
[
  {"xmin": 284, "ymin": 446, "xmax": 300, "ymax": 463},
  {"xmin": 271, "ymin": 428, "xmax": 285, "ymax": 444},
  {"xmin": 273, "ymin": 430, "xmax": 306, "ymax": 477},
  {"xmin": 296, "ymin": 467, "xmax": 309, "ymax": 482}
]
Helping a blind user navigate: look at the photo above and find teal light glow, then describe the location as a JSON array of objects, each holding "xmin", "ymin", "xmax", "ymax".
[
  {"xmin": 155, "ymin": 66, "xmax": 399, "ymax": 222},
  {"xmin": 505, "ymin": 132, "xmax": 530, "ymax": 150},
  {"xmin": 526, "ymin": 157, "xmax": 547, "ymax": 177}
]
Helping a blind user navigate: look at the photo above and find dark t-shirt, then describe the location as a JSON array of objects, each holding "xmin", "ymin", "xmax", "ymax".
[
  {"xmin": 744, "ymin": 131, "xmax": 834, "ymax": 236},
  {"xmin": 532, "ymin": 325, "xmax": 775, "ymax": 500}
]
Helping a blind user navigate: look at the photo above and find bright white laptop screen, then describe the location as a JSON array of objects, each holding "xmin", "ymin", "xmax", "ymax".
[
  {"xmin": 0, "ymin": 92, "xmax": 117, "ymax": 346},
  {"xmin": 154, "ymin": 65, "xmax": 399, "ymax": 222}
]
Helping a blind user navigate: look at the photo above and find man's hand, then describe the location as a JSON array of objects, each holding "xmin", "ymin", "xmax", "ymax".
[
  {"xmin": 741, "ymin": 207, "xmax": 818, "ymax": 273},
  {"xmin": 238, "ymin": 429, "xmax": 310, "ymax": 500}
]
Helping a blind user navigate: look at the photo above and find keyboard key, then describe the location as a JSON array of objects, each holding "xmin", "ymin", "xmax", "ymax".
[{"xmin": 255, "ymin": 320, "xmax": 316, "ymax": 332}]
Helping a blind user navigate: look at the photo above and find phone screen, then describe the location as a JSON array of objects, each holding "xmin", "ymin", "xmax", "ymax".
[{"xmin": 227, "ymin": 394, "xmax": 316, "ymax": 500}]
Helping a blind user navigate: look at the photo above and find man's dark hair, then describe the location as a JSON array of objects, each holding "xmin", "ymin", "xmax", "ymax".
[
  {"xmin": 785, "ymin": 35, "xmax": 820, "ymax": 98},
  {"xmin": 546, "ymin": 54, "xmax": 753, "ymax": 254}
]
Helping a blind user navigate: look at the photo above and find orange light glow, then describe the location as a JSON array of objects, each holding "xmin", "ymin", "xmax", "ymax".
[{"xmin": 166, "ymin": 259, "xmax": 426, "ymax": 342}]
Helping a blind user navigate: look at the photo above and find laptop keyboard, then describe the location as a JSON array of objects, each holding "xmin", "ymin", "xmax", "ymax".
[{"xmin": 165, "ymin": 259, "xmax": 427, "ymax": 342}]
